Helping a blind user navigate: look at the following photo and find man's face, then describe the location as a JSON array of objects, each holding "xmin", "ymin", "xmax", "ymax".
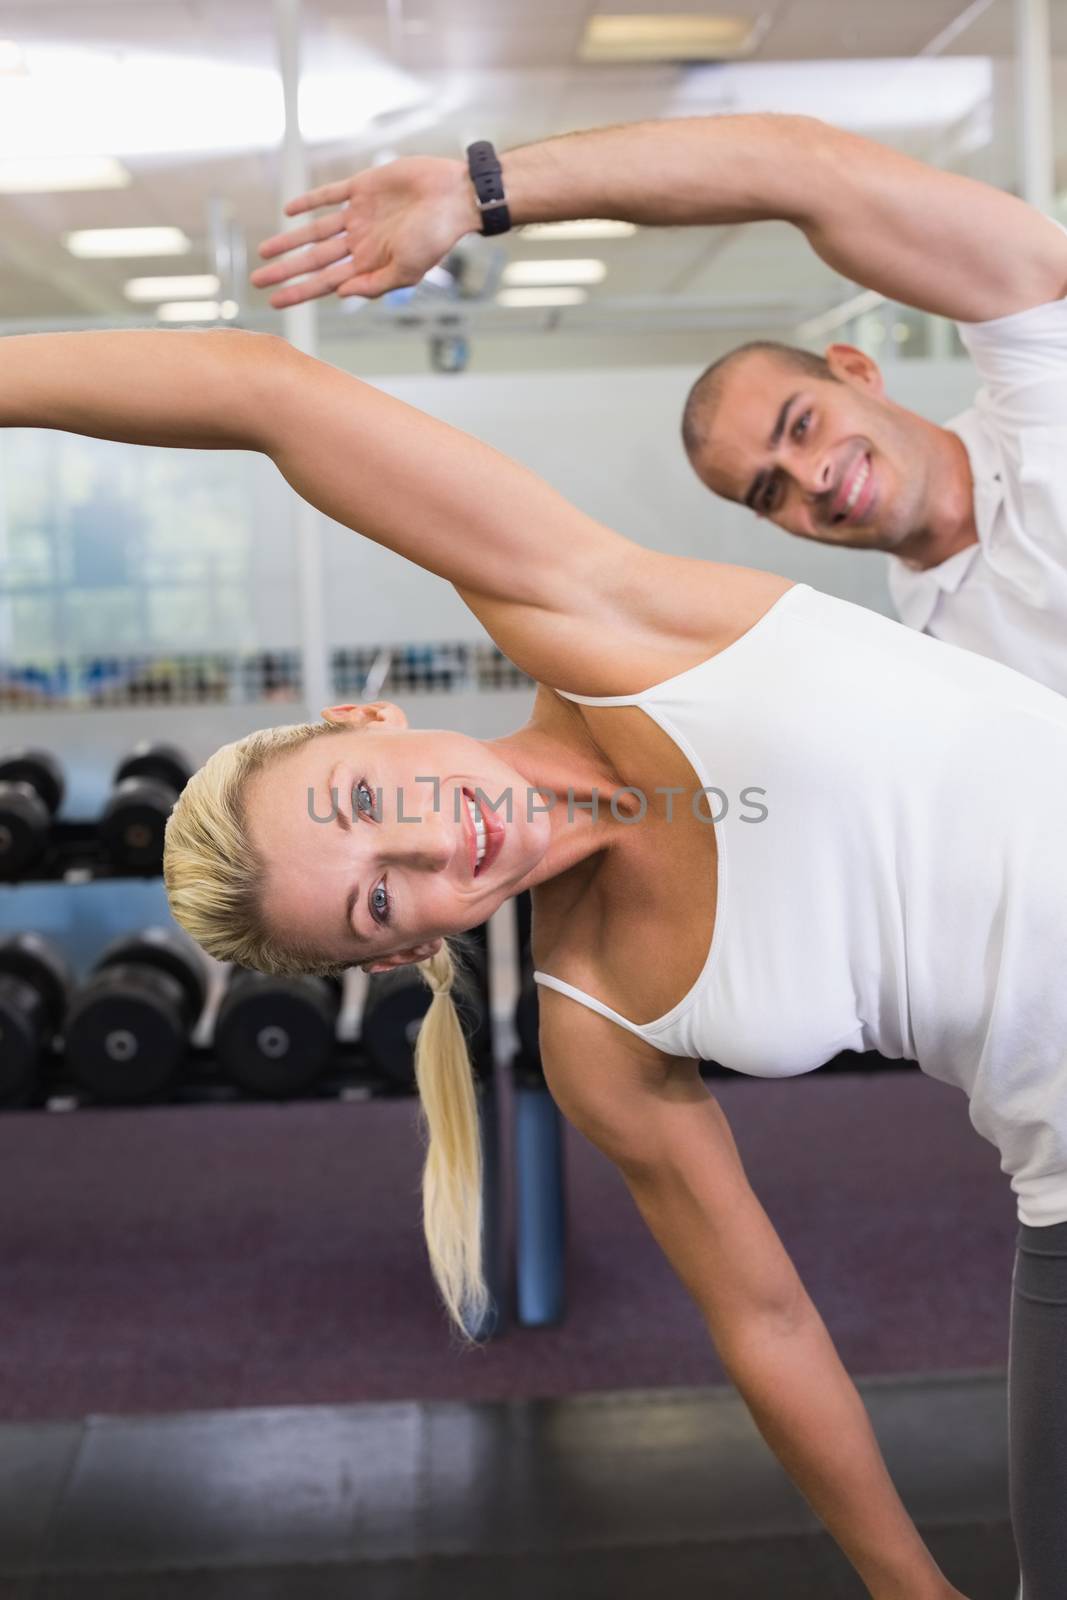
[{"xmin": 690, "ymin": 348, "xmax": 930, "ymax": 552}]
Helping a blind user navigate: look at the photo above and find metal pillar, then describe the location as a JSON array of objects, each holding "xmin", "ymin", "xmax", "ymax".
[
  {"xmin": 274, "ymin": 0, "xmax": 331, "ymax": 718},
  {"xmin": 1014, "ymin": 0, "xmax": 1054, "ymax": 213}
]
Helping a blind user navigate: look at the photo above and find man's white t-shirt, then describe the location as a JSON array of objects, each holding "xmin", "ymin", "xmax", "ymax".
[{"xmin": 888, "ymin": 294, "xmax": 1067, "ymax": 695}]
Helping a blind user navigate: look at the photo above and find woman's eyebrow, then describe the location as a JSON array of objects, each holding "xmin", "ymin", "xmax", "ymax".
[{"xmin": 326, "ymin": 762, "xmax": 352, "ymax": 831}]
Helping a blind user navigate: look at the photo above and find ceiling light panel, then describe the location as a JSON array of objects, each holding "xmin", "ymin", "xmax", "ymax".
[
  {"xmin": 156, "ymin": 301, "xmax": 225, "ymax": 323},
  {"xmin": 522, "ymin": 220, "xmax": 637, "ymax": 241},
  {"xmin": 125, "ymin": 275, "xmax": 220, "ymax": 302},
  {"xmin": 0, "ymin": 155, "xmax": 130, "ymax": 193},
  {"xmin": 65, "ymin": 227, "xmax": 192, "ymax": 260},
  {"xmin": 672, "ymin": 58, "xmax": 993, "ymax": 132},
  {"xmin": 580, "ymin": 14, "xmax": 761, "ymax": 63},
  {"xmin": 496, "ymin": 288, "xmax": 589, "ymax": 308},
  {"xmin": 0, "ymin": 40, "xmax": 26, "ymax": 74},
  {"xmin": 0, "ymin": 44, "xmax": 430, "ymax": 159},
  {"xmin": 502, "ymin": 259, "xmax": 607, "ymax": 286}
]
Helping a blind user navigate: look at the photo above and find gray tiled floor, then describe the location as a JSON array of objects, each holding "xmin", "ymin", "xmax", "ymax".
[{"xmin": 0, "ymin": 1372, "xmax": 1017, "ymax": 1599}]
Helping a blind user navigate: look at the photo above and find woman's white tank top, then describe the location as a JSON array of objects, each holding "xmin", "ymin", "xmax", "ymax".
[{"xmin": 533, "ymin": 584, "xmax": 1067, "ymax": 1227}]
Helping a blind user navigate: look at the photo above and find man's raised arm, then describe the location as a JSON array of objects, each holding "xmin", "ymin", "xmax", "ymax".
[{"xmin": 253, "ymin": 114, "xmax": 1067, "ymax": 324}]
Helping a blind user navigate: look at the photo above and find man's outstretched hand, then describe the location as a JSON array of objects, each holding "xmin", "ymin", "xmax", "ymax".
[{"xmin": 251, "ymin": 156, "xmax": 479, "ymax": 308}]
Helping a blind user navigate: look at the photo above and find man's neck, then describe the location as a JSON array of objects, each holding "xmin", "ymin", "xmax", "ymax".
[{"xmin": 893, "ymin": 424, "xmax": 979, "ymax": 571}]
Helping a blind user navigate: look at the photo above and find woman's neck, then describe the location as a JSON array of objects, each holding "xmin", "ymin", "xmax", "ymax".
[{"xmin": 486, "ymin": 705, "xmax": 635, "ymax": 892}]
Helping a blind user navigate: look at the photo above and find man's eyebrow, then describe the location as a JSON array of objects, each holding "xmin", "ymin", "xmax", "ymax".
[
  {"xmin": 744, "ymin": 392, "xmax": 801, "ymax": 509},
  {"xmin": 769, "ymin": 391, "xmax": 800, "ymax": 451}
]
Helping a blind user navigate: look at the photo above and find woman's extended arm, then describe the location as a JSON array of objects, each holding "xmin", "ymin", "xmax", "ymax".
[
  {"xmin": 538, "ymin": 994, "xmax": 968, "ymax": 1600},
  {"xmin": 0, "ymin": 327, "xmax": 766, "ymax": 692},
  {"xmin": 0, "ymin": 326, "xmax": 626, "ymax": 619}
]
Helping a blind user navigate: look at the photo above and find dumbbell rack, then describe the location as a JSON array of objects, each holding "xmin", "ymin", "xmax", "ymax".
[
  {"xmin": 13, "ymin": 1031, "xmax": 430, "ymax": 1113},
  {"xmin": 6, "ymin": 819, "xmax": 130, "ymax": 884}
]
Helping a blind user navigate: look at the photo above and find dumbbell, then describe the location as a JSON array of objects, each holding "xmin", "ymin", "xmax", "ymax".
[
  {"xmin": 0, "ymin": 749, "xmax": 65, "ymax": 881},
  {"xmin": 361, "ymin": 938, "xmax": 491, "ymax": 1093},
  {"xmin": 98, "ymin": 742, "xmax": 193, "ymax": 873},
  {"xmin": 64, "ymin": 927, "xmax": 206, "ymax": 1103},
  {"xmin": 214, "ymin": 969, "xmax": 343, "ymax": 1098},
  {"xmin": 0, "ymin": 933, "xmax": 70, "ymax": 1104}
]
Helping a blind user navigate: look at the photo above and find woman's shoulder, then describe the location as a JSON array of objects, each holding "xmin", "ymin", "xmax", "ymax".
[{"xmin": 520, "ymin": 560, "xmax": 795, "ymax": 702}]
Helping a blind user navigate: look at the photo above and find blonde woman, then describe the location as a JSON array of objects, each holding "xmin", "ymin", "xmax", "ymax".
[{"xmin": 8, "ymin": 327, "xmax": 1067, "ymax": 1600}]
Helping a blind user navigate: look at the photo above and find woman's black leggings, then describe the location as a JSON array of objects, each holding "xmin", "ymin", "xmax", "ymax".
[{"xmin": 1008, "ymin": 1219, "xmax": 1067, "ymax": 1598}]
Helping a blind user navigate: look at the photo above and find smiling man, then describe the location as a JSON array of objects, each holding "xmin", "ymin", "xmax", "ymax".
[{"xmin": 254, "ymin": 113, "xmax": 1067, "ymax": 695}]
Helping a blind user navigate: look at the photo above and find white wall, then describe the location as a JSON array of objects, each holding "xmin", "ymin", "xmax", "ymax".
[{"xmin": 320, "ymin": 357, "xmax": 982, "ymax": 641}]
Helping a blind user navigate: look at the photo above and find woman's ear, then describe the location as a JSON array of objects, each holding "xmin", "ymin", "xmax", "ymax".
[
  {"xmin": 321, "ymin": 700, "xmax": 409, "ymax": 730},
  {"xmin": 361, "ymin": 937, "xmax": 442, "ymax": 976}
]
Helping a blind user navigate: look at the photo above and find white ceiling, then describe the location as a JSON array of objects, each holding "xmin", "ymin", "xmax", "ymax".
[{"xmin": 1, "ymin": 0, "xmax": 1065, "ymax": 340}]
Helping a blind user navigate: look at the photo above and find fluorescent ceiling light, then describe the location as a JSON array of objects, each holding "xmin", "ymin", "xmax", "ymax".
[
  {"xmin": 522, "ymin": 220, "xmax": 637, "ymax": 241},
  {"xmin": 502, "ymin": 259, "xmax": 607, "ymax": 287},
  {"xmin": 125, "ymin": 274, "xmax": 220, "ymax": 302},
  {"xmin": 0, "ymin": 40, "xmax": 26, "ymax": 73},
  {"xmin": 0, "ymin": 155, "xmax": 130, "ymax": 192},
  {"xmin": 496, "ymin": 288, "xmax": 589, "ymax": 308},
  {"xmin": 672, "ymin": 58, "xmax": 992, "ymax": 134},
  {"xmin": 581, "ymin": 14, "xmax": 760, "ymax": 63},
  {"xmin": 0, "ymin": 44, "xmax": 432, "ymax": 158},
  {"xmin": 156, "ymin": 301, "xmax": 224, "ymax": 323},
  {"xmin": 65, "ymin": 227, "xmax": 192, "ymax": 259}
]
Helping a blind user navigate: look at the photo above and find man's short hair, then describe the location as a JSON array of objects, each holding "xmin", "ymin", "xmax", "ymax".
[{"xmin": 681, "ymin": 340, "xmax": 835, "ymax": 460}]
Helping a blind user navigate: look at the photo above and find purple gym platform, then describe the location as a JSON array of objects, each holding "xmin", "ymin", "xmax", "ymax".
[{"xmin": 0, "ymin": 1070, "xmax": 1014, "ymax": 1422}]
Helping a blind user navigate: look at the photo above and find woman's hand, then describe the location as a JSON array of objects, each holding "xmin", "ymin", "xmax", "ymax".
[{"xmin": 251, "ymin": 156, "xmax": 478, "ymax": 308}]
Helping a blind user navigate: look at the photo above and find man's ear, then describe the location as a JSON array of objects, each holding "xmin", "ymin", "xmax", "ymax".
[
  {"xmin": 361, "ymin": 938, "xmax": 443, "ymax": 976},
  {"xmin": 320, "ymin": 700, "xmax": 409, "ymax": 730},
  {"xmin": 824, "ymin": 342, "xmax": 886, "ymax": 396}
]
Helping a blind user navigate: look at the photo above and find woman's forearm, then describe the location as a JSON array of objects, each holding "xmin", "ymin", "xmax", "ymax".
[
  {"xmin": 718, "ymin": 1304, "xmax": 953, "ymax": 1599},
  {"xmin": 0, "ymin": 328, "xmax": 272, "ymax": 449}
]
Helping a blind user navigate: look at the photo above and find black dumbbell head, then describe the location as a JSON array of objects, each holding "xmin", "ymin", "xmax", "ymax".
[
  {"xmin": 0, "ymin": 783, "xmax": 53, "ymax": 880},
  {"xmin": 0, "ymin": 976, "xmax": 47, "ymax": 1102},
  {"xmin": 0, "ymin": 933, "xmax": 70, "ymax": 1034},
  {"xmin": 0, "ymin": 749, "xmax": 65, "ymax": 816},
  {"xmin": 362, "ymin": 949, "xmax": 490, "ymax": 1090},
  {"xmin": 65, "ymin": 963, "xmax": 190, "ymax": 1103},
  {"xmin": 114, "ymin": 741, "xmax": 192, "ymax": 796},
  {"xmin": 0, "ymin": 934, "xmax": 69, "ymax": 1103},
  {"xmin": 215, "ymin": 970, "xmax": 342, "ymax": 1098},
  {"xmin": 95, "ymin": 926, "xmax": 207, "ymax": 1027},
  {"xmin": 361, "ymin": 967, "xmax": 429, "ymax": 1090},
  {"xmin": 98, "ymin": 776, "xmax": 176, "ymax": 872}
]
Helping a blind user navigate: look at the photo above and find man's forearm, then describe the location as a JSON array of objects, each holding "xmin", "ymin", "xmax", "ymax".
[
  {"xmin": 496, "ymin": 114, "xmax": 1067, "ymax": 321},
  {"xmin": 502, "ymin": 114, "xmax": 812, "ymax": 229},
  {"xmin": 716, "ymin": 1300, "xmax": 953, "ymax": 1599}
]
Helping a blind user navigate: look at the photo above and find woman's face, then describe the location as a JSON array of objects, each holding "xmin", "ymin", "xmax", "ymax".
[{"xmin": 245, "ymin": 710, "xmax": 550, "ymax": 970}]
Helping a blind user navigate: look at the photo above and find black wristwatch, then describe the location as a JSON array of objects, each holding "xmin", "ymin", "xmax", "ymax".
[{"xmin": 466, "ymin": 141, "xmax": 511, "ymax": 236}]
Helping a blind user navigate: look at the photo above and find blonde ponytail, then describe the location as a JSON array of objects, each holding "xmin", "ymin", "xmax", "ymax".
[
  {"xmin": 414, "ymin": 942, "xmax": 490, "ymax": 1344},
  {"xmin": 165, "ymin": 720, "xmax": 491, "ymax": 1339}
]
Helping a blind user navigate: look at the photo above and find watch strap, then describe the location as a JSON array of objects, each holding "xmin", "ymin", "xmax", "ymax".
[{"xmin": 466, "ymin": 141, "xmax": 511, "ymax": 237}]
